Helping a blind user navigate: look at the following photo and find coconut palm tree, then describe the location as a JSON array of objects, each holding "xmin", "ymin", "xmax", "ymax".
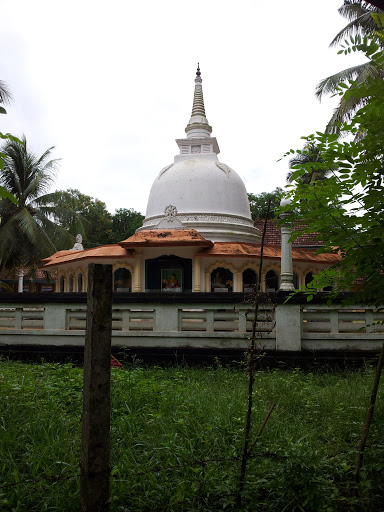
[
  {"xmin": 0, "ymin": 79, "xmax": 13, "ymax": 114},
  {"xmin": 0, "ymin": 136, "xmax": 86, "ymax": 276},
  {"xmin": 316, "ymin": 1, "xmax": 384, "ymax": 133},
  {"xmin": 287, "ymin": 143, "xmax": 334, "ymax": 184}
]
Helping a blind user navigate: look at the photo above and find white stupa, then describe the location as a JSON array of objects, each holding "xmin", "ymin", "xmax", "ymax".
[{"xmin": 140, "ymin": 65, "xmax": 260, "ymax": 243}]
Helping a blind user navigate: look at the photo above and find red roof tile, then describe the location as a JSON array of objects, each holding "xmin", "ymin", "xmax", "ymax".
[
  {"xmin": 119, "ymin": 229, "xmax": 213, "ymax": 248},
  {"xmin": 253, "ymin": 219, "xmax": 323, "ymax": 247},
  {"xmin": 197, "ymin": 242, "xmax": 340, "ymax": 263},
  {"xmin": 42, "ymin": 244, "xmax": 134, "ymax": 268}
]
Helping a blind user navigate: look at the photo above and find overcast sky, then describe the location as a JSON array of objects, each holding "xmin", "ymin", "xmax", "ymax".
[{"xmin": 1, "ymin": 0, "xmax": 365, "ymax": 216}]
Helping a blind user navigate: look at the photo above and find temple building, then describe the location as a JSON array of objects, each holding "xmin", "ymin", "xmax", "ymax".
[{"xmin": 42, "ymin": 67, "xmax": 339, "ymax": 293}]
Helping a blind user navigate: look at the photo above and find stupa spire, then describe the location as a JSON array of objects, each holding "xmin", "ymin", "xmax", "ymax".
[{"xmin": 185, "ymin": 64, "xmax": 212, "ymax": 138}]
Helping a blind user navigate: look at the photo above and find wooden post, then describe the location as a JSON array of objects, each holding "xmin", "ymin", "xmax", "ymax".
[{"xmin": 80, "ymin": 264, "xmax": 113, "ymax": 512}]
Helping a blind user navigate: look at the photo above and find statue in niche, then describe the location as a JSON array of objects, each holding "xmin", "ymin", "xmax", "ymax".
[{"xmin": 212, "ymin": 271, "xmax": 224, "ymax": 287}]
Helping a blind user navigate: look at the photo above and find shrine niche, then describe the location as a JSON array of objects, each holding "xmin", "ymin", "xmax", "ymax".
[
  {"xmin": 211, "ymin": 267, "xmax": 233, "ymax": 292},
  {"xmin": 145, "ymin": 255, "xmax": 192, "ymax": 292},
  {"xmin": 114, "ymin": 268, "xmax": 132, "ymax": 292},
  {"xmin": 265, "ymin": 270, "xmax": 278, "ymax": 291},
  {"xmin": 243, "ymin": 268, "xmax": 257, "ymax": 292},
  {"xmin": 305, "ymin": 272, "xmax": 314, "ymax": 287}
]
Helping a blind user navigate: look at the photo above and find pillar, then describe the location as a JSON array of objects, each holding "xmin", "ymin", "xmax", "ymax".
[
  {"xmin": 205, "ymin": 271, "xmax": 210, "ymax": 293},
  {"xmin": 279, "ymin": 200, "xmax": 294, "ymax": 291},
  {"xmin": 235, "ymin": 271, "xmax": 242, "ymax": 292},
  {"xmin": 260, "ymin": 271, "xmax": 266, "ymax": 292},
  {"xmin": 193, "ymin": 256, "xmax": 201, "ymax": 292},
  {"xmin": 133, "ymin": 250, "xmax": 142, "ymax": 292},
  {"xmin": 17, "ymin": 270, "xmax": 24, "ymax": 293}
]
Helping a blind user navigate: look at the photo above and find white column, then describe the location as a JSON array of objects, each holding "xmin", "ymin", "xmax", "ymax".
[
  {"xmin": 133, "ymin": 250, "xmax": 142, "ymax": 292},
  {"xmin": 279, "ymin": 201, "xmax": 294, "ymax": 291},
  {"xmin": 193, "ymin": 256, "xmax": 201, "ymax": 292},
  {"xmin": 204, "ymin": 272, "xmax": 210, "ymax": 293},
  {"xmin": 235, "ymin": 271, "xmax": 242, "ymax": 292},
  {"xmin": 17, "ymin": 270, "xmax": 24, "ymax": 293}
]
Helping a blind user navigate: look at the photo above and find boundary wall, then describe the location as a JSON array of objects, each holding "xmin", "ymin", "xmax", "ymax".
[{"xmin": 0, "ymin": 292, "xmax": 383, "ymax": 353}]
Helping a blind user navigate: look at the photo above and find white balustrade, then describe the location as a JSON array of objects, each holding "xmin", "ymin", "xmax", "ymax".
[{"xmin": 0, "ymin": 301, "xmax": 383, "ymax": 352}]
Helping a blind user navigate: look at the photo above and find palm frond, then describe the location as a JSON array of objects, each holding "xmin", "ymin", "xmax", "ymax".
[
  {"xmin": 316, "ymin": 62, "xmax": 375, "ymax": 99},
  {"xmin": 324, "ymin": 65, "xmax": 384, "ymax": 133},
  {"xmin": 330, "ymin": 10, "xmax": 381, "ymax": 47},
  {"xmin": 0, "ymin": 80, "xmax": 13, "ymax": 105}
]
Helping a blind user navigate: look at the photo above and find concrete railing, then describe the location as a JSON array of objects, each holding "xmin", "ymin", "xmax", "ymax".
[{"xmin": 0, "ymin": 293, "xmax": 383, "ymax": 352}]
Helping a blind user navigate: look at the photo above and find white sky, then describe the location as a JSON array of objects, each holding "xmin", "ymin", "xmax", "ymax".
[{"xmin": 1, "ymin": 0, "xmax": 364, "ymax": 216}]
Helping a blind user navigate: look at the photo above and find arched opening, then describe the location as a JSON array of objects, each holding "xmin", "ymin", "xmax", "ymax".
[
  {"xmin": 305, "ymin": 272, "xmax": 314, "ymax": 287},
  {"xmin": 77, "ymin": 273, "xmax": 83, "ymax": 292},
  {"xmin": 145, "ymin": 255, "xmax": 192, "ymax": 292},
  {"xmin": 243, "ymin": 268, "xmax": 258, "ymax": 292},
  {"xmin": 59, "ymin": 275, "xmax": 65, "ymax": 293},
  {"xmin": 114, "ymin": 268, "xmax": 132, "ymax": 292},
  {"xmin": 211, "ymin": 267, "xmax": 233, "ymax": 292},
  {"xmin": 68, "ymin": 274, "xmax": 74, "ymax": 292},
  {"xmin": 265, "ymin": 270, "xmax": 278, "ymax": 292},
  {"xmin": 293, "ymin": 272, "xmax": 299, "ymax": 289}
]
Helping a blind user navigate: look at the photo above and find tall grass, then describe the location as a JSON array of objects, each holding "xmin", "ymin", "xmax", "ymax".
[{"xmin": 0, "ymin": 359, "xmax": 383, "ymax": 511}]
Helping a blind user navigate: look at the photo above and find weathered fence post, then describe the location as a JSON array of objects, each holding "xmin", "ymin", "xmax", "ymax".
[{"xmin": 80, "ymin": 264, "xmax": 113, "ymax": 512}]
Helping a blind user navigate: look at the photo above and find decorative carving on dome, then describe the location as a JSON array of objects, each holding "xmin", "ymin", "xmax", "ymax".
[
  {"xmin": 216, "ymin": 162, "xmax": 233, "ymax": 175},
  {"xmin": 143, "ymin": 213, "xmax": 255, "ymax": 228},
  {"xmin": 191, "ymin": 145, "xmax": 201, "ymax": 154},
  {"xmin": 177, "ymin": 214, "xmax": 254, "ymax": 226},
  {"xmin": 158, "ymin": 164, "xmax": 174, "ymax": 179},
  {"xmin": 164, "ymin": 205, "xmax": 178, "ymax": 217}
]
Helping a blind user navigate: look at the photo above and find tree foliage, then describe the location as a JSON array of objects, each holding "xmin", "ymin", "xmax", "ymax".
[
  {"xmin": 317, "ymin": 1, "xmax": 384, "ymax": 133},
  {"xmin": 0, "ymin": 138, "xmax": 79, "ymax": 275},
  {"xmin": 54, "ymin": 190, "xmax": 144, "ymax": 247},
  {"xmin": 112, "ymin": 208, "xmax": 144, "ymax": 241},
  {"xmin": 281, "ymin": 33, "xmax": 384, "ymax": 305},
  {"xmin": 54, "ymin": 189, "xmax": 113, "ymax": 248},
  {"xmin": 287, "ymin": 143, "xmax": 335, "ymax": 184},
  {"xmin": 248, "ymin": 188, "xmax": 284, "ymax": 220},
  {"xmin": 0, "ymin": 80, "xmax": 19, "ymax": 203}
]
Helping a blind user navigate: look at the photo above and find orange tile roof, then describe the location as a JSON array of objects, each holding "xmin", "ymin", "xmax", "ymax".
[
  {"xmin": 253, "ymin": 219, "xmax": 324, "ymax": 247},
  {"xmin": 197, "ymin": 242, "xmax": 340, "ymax": 264},
  {"xmin": 42, "ymin": 244, "xmax": 134, "ymax": 268},
  {"xmin": 119, "ymin": 229, "xmax": 213, "ymax": 248}
]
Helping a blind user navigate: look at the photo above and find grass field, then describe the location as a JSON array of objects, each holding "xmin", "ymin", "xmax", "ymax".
[{"xmin": 0, "ymin": 358, "xmax": 383, "ymax": 511}]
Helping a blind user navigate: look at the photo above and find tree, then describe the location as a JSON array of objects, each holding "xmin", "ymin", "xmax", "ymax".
[
  {"xmin": 281, "ymin": 33, "xmax": 384, "ymax": 305},
  {"xmin": 112, "ymin": 208, "xmax": 144, "ymax": 241},
  {"xmin": 316, "ymin": 1, "xmax": 384, "ymax": 133},
  {"xmin": 53, "ymin": 189, "xmax": 114, "ymax": 248},
  {"xmin": 0, "ymin": 137, "xmax": 80, "ymax": 275},
  {"xmin": 0, "ymin": 80, "xmax": 18, "ymax": 204},
  {"xmin": 287, "ymin": 143, "xmax": 334, "ymax": 183},
  {"xmin": 248, "ymin": 188, "xmax": 284, "ymax": 220}
]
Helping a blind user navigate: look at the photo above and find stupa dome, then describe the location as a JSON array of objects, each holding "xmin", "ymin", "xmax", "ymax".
[{"xmin": 139, "ymin": 66, "xmax": 260, "ymax": 243}]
